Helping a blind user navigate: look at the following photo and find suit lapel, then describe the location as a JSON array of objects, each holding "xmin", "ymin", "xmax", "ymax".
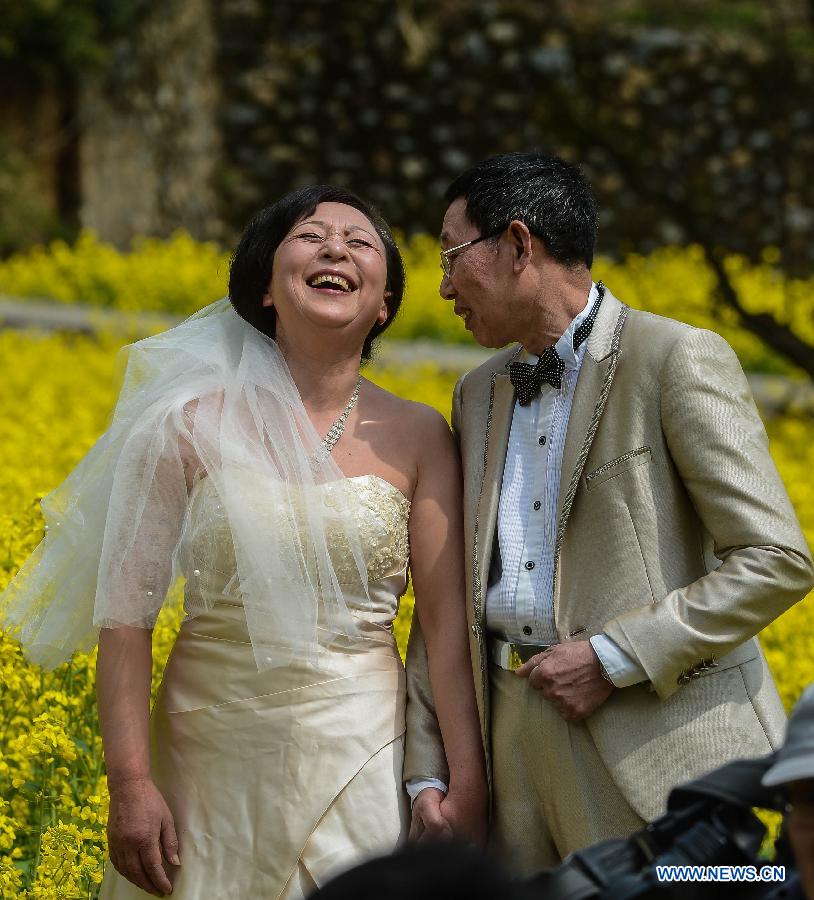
[
  {"xmin": 472, "ymin": 362, "xmax": 516, "ymax": 623},
  {"xmin": 475, "ymin": 374, "xmax": 514, "ymax": 574},
  {"xmin": 555, "ymin": 354, "xmax": 611, "ymax": 538},
  {"xmin": 556, "ymin": 292, "xmax": 629, "ymax": 558}
]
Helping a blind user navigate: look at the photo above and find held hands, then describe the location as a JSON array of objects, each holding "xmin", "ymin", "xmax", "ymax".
[
  {"xmin": 516, "ymin": 640, "xmax": 614, "ymax": 722},
  {"xmin": 440, "ymin": 788, "xmax": 488, "ymax": 849},
  {"xmin": 107, "ymin": 775, "xmax": 180, "ymax": 897},
  {"xmin": 409, "ymin": 787, "xmax": 453, "ymax": 843},
  {"xmin": 409, "ymin": 786, "xmax": 488, "ymax": 849}
]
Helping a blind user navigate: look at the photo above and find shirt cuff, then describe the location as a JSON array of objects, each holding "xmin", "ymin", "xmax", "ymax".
[
  {"xmin": 590, "ymin": 633, "xmax": 649, "ymax": 688},
  {"xmin": 405, "ymin": 778, "xmax": 448, "ymax": 806}
]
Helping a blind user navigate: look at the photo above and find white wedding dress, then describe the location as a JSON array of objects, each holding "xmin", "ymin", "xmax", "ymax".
[{"xmin": 99, "ymin": 473, "xmax": 412, "ymax": 899}]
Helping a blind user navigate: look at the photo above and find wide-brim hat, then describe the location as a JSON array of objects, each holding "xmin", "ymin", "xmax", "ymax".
[{"xmin": 762, "ymin": 683, "xmax": 814, "ymax": 787}]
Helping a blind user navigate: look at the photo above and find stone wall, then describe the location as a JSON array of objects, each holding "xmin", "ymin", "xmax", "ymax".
[
  {"xmin": 78, "ymin": 0, "xmax": 222, "ymax": 247},
  {"xmin": 215, "ymin": 1, "xmax": 814, "ymax": 270},
  {"xmin": 3, "ymin": 0, "xmax": 812, "ymax": 270},
  {"xmin": 0, "ymin": 81, "xmax": 66, "ymax": 253}
]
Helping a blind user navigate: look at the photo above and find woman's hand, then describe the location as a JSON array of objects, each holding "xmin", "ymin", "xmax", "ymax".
[
  {"xmin": 107, "ymin": 776, "xmax": 180, "ymax": 896},
  {"xmin": 440, "ymin": 786, "xmax": 489, "ymax": 849},
  {"xmin": 409, "ymin": 786, "xmax": 488, "ymax": 849}
]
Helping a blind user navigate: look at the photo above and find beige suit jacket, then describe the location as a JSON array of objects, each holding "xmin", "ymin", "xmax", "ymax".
[{"xmin": 404, "ymin": 287, "xmax": 814, "ymax": 821}]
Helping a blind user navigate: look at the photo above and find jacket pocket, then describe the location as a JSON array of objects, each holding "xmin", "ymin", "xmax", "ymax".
[{"xmin": 585, "ymin": 447, "xmax": 651, "ymax": 491}]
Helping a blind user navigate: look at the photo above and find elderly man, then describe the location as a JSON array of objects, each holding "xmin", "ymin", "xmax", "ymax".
[{"xmin": 404, "ymin": 151, "xmax": 814, "ymax": 872}]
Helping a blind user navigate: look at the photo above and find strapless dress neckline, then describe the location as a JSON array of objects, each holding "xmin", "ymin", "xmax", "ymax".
[
  {"xmin": 182, "ymin": 470, "xmax": 411, "ymax": 591},
  {"xmin": 190, "ymin": 472, "xmax": 411, "ymax": 508},
  {"xmin": 345, "ymin": 474, "xmax": 411, "ymax": 506}
]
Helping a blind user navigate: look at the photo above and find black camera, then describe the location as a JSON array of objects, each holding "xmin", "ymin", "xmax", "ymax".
[{"xmin": 527, "ymin": 756, "xmax": 802, "ymax": 899}]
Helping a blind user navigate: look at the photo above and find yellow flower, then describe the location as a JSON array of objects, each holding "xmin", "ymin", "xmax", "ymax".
[{"xmin": 1, "ymin": 236, "xmax": 813, "ymax": 895}]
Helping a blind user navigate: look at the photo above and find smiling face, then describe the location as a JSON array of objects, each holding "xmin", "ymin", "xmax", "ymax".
[
  {"xmin": 439, "ymin": 198, "xmax": 517, "ymax": 349},
  {"xmin": 264, "ymin": 201, "xmax": 390, "ymax": 354}
]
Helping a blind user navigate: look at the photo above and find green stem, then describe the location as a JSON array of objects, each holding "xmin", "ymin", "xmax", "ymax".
[
  {"xmin": 32, "ymin": 788, "xmax": 46, "ymax": 882},
  {"xmin": 49, "ymin": 853, "xmax": 70, "ymax": 886}
]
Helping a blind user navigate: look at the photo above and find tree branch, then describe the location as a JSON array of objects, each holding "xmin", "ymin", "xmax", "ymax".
[{"xmin": 700, "ymin": 245, "xmax": 814, "ymax": 375}]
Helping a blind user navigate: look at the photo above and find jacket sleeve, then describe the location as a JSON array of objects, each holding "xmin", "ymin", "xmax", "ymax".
[
  {"xmin": 602, "ymin": 328, "xmax": 814, "ymax": 699},
  {"xmin": 403, "ymin": 612, "xmax": 450, "ymax": 785},
  {"xmin": 451, "ymin": 375, "xmax": 464, "ymax": 446}
]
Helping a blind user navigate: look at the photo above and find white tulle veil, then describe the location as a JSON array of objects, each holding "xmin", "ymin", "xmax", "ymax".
[{"xmin": 0, "ymin": 298, "xmax": 371, "ymax": 670}]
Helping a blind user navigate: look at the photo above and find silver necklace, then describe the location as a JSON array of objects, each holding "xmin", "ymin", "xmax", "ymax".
[{"xmin": 318, "ymin": 375, "xmax": 362, "ymax": 458}]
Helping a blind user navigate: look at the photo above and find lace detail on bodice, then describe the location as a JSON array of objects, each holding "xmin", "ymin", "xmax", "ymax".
[{"xmin": 181, "ymin": 475, "xmax": 411, "ymax": 605}]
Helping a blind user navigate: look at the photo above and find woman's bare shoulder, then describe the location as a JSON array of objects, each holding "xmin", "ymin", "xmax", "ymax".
[
  {"xmin": 365, "ymin": 381, "xmax": 450, "ymax": 435},
  {"xmin": 181, "ymin": 389, "xmax": 225, "ymax": 420}
]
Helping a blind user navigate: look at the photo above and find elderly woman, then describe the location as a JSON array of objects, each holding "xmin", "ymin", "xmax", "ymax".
[{"xmin": 0, "ymin": 186, "xmax": 486, "ymax": 898}]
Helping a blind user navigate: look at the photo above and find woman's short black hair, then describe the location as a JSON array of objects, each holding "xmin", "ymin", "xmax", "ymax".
[
  {"xmin": 228, "ymin": 185, "xmax": 405, "ymax": 361},
  {"xmin": 445, "ymin": 151, "xmax": 598, "ymax": 269}
]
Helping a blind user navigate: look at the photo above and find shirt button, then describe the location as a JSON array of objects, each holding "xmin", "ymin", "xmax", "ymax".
[
  {"xmin": 525, "ymin": 561, "xmax": 535, "ymax": 570},
  {"xmin": 533, "ymin": 500, "xmax": 541, "ymax": 510},
  {"xmin": 522, "ymin": 625, "xmax": 533, "ymax": 636},
  {"xmin": 538, "ymin": 435, "xmax": 547, "ymax": 446}
]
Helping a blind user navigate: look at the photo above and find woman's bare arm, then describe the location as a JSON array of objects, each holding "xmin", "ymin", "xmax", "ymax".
[
  {"xmin": 407, "ymin": 406, "xmax": 487, "ymax": 844},
  {"xmin": 97, "ymin": 626, "xmax": 179, "ymax": 896},
  {"xmin": 97, "ymin": 626, "xmax": 153, "ymax": 787},
  {"xmin": 95, "ymin": 421, "xmax": 199, "ymax": 893}
]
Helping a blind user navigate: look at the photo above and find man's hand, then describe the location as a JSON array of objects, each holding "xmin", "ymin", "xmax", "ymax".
[
  {"xmin": 516, "ymin": 641, "xmax": 614, "ymax": 722},
  {"xmin": 408, "ymin": 787, "xmax": 454, "ymax": 843}
]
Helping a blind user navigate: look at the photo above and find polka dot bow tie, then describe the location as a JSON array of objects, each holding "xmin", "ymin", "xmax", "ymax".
[
  {"xmin": 508, "ymin": 282, "xmax": 605, "ymax": 406},
  {"xmin": 508, "ymin": 347, "xmax": 566, "ymax": 405}
]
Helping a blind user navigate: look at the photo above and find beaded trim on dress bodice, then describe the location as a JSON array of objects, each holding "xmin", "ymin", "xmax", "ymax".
[{"xmin": 181, "ymin": 474, "xmax": 411, "ymax": 603}]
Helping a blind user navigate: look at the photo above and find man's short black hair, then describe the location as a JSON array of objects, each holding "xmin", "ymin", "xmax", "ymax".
[
  {"xmin": 229, "ymin": 185, "xmax": 405, "ymax": 362},
  {"xmin": 445, "ymin": 151, "xmax": 598, "ymax": 269}
]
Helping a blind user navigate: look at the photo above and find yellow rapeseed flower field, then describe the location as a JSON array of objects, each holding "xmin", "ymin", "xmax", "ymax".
[
  {"xmin": 0, "ymin": 235, "xmax": 812, "ymax": 896},
  {"xmin": 2, "ymin": 230, "xmax": 813, "ymax": 375}
]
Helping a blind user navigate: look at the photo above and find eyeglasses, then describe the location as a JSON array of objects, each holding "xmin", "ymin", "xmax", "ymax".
[{"xmin": 440, "ymin": 228, "xmax": 504, "ymax": 278}]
